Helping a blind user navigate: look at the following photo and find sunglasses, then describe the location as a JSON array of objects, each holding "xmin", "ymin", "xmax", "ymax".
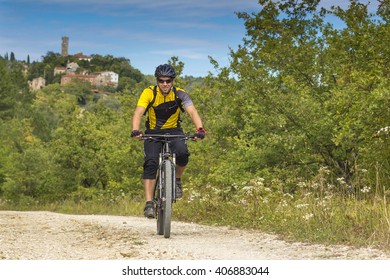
[{"xmin": 158, "ymin": 78, "xmax": 172, "ymax": 84}]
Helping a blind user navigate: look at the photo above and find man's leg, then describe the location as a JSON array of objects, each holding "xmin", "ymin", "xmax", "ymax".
[
  {"xmin": 144, "ymin": 179, "xmax": 156, "ymax": 202},
  {"xmin": 175, "ymin": 165, "xmax": 186, "ymax": 199},
  {"xmin": 143, "ymin": 139, "xmax": 161, "ymax": 218},
  {"xmin": 176, "ymin": 165, "xmax": 186, "ymax": 178},
  {"xmin": 172, "ymin": 137, "xmax": 190, "ymax": 199},
  {"xmin": 143, "ymin": 179, "xmax": 155, "ymax": 218}
]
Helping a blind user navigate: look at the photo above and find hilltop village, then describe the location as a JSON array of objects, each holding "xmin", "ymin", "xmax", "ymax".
[{"xmin": 29, "ymin": 37, "xmax": 119, "ymax": 91}]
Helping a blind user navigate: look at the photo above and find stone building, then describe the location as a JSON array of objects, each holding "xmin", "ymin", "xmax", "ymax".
[
  {"xmin": 66, "ymin": 62, "xmax": 79, "ymax": 74},
  {"xmin": 73, "ymin": 52, "xmax": 92, "ymax": 61},
  {"xmin": 54, "ymin": 67, "xmax": 66, "ymax": 76},
  {"xmin": 60, "ymin": 70, "xmax": 118, "ymax": 88},
  {"xmin": 95, "ymin": 71, "xmax": 119, "ymax": 87},
  {"xmin": 60, "ymin": 74, "xmax": 97, "ymax": 86},
  {"xmin": 28, "ymin": 77, "xmax": 46, "ymax": 91}
]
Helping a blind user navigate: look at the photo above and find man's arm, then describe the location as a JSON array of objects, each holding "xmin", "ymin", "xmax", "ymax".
[
  {"xmin": 132, "ymin": 106, "xmax": 146, "ymax": 133},
  {"xmin": 185, "ymin": 105, "xmax": 203, "ymax": 130}
]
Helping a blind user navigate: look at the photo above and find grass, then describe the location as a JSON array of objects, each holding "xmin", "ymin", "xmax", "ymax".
[
  {"xmin": 175, "ymin": 177, "xmax": 390, "ymax": 251},
  {"xmin": 1, "ymin": 177, "xmax": 389, "ymax": 252}
]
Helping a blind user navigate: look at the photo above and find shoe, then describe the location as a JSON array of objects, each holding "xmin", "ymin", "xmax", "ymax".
[
  {"xmin": 144, "ymin": 202, "xmax": 155, "ymax": 218},
  {"xmin": 175, "ymin": 179, "xmax": 183, "ymax": 199}
]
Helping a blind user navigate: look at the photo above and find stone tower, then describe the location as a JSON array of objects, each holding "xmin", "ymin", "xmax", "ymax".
[{"xmin": 61, "ymin": 36, "xmax": 69, "ymax": 57}]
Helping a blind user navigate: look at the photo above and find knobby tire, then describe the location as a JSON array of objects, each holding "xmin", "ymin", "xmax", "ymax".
[
  {"xmin": 162, "ymin": 160, "xmax": 173, "ymax": 238},
  {"xmin": 156, "ymin": 207, "xmax": 164, "ymax": 235},
  {"xmin": 156, "ymin": 171, "xmax": 164, "ymax": 235}
]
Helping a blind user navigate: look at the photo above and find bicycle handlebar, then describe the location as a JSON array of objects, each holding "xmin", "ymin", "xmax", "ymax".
[{"xmin": 140, "ymin": 133, "xmax": 196, "ymax": 141}]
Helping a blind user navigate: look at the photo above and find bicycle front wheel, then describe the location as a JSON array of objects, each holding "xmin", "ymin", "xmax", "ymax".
[
  {"xmin": 156, "ymin": 206, "xmax": 164, "ymax": 235},
  {"xmin": 155, "ymin": 151, "xmax": 164, "ymax": 235},
  {"xmin": 162, "ymin": 159, "xmax": 173, "ymax": 238}
]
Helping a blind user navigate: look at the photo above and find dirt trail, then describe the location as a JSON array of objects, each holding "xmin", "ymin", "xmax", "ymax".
[{"xmin": 0, "ymin": 211, "xmax": 388, "ymax": 260}]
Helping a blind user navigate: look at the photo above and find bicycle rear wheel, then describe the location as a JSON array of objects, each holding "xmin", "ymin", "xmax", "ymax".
[{"xmin": 162, "ymin": 159, "xmax": 173, "ymax": 238}]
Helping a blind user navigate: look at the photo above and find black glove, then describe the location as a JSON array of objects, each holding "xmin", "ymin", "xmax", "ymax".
[
  {"xmin": 131, "ymin": 130, "xmax": 142, "ymax": 137},
  {"xmin": 194, "ymin": 127, "xmax": 206, "ymax": 139}
]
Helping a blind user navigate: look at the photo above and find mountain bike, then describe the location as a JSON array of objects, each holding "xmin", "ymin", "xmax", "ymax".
[{"xmin": 141, "ymin": 133, "xmax": 195, "ymax": 238}]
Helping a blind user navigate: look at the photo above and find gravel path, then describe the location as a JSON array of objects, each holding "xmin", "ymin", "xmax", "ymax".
[{"xmin": 0, "ymin": 211, "xmax": 389, "ymax": 260}]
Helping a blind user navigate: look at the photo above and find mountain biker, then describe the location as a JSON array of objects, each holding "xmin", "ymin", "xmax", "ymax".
[{"xmin": 131, "ymin": 64, "xmax": 206, "ymax": 218}]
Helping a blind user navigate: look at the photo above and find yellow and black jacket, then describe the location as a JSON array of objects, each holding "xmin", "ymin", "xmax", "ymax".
[{"xmin": 137, "ymin": 86, "xmax": 193, "ymax": 130}]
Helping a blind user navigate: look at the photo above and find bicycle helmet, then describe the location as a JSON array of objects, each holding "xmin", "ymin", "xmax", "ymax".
[{"xmin": 154, "ymin": 64, "xmax": 176, "ymax": 78}]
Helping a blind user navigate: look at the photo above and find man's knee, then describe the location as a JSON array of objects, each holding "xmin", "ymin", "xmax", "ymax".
[
  {"xmin": 143, "ymin": 158, "xmax": 158, "ymax": 179},
  {"xmin": 176, "ymin": 154, "xmax": 189, "ymax": 166}
]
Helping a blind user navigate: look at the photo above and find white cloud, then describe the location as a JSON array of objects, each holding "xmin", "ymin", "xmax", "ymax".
[{"xmin": 150, "ymin": 49, "xmax": 207, "ymax": 60}]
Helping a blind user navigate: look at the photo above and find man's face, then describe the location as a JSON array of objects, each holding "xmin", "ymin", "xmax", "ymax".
[{"xmin": 157, "ymin": 77, "xmax": 173, "ymax": 95}]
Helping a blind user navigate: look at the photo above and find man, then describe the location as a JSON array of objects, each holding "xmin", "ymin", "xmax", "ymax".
[{"xmin": 131, "ymin": 64, "xmax": 206, "ymax": 218}]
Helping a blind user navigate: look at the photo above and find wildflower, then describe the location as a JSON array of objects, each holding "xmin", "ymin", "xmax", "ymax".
[
  {"xmin": 304, "ymin": 192, "xmax": 312, "ymax": 197},
  {"xmin": 256, "ymin": 178, "xmax": 265, "ymax": 186},
  {"xmin": 188, "ymin": 191, "xmax": 201, "ymax": 202},
  {"xmin": 242, "ymin": 185, "xmax": 255, "ymax": 195},
  {"xmin": 361, "ymin": 186, "xmax": 371, "ymax": 193},
  {"xmin": 283, "ymin": 193, "xmax": 294, "ymax": 199},
  {"xmin": 239, "ymin": 198, "xmax": 247, "ymax": 205},
  {"xmin": 319, "ymin": 166, "xmax": 331, "ymax": 175},
  {"xmin": 212, "ymin": 186, "xmax": 221, "ymax": 194},
  {"xmin": 317, "ymin": 200, "xmax": 327, "ymax": 207},
  {"xmin": 297, "ymin": 182, "xmax": 306, "ymax": 188},
  {"xmin": 280, "ymin": 200, "xmax": 288, "ymax": 207},
  {"xmin": 324, "ymin": 194, "xmax": 333, "ymax": 200},
  {"xmin": 376, "ymin": 126, "xmax": 389, "ymax": 135},
  {"xmin": 327, "ymin": 183, "xmax": 335, "ymax": 189},
  {"xmin": 311, "ymin": 183, "xmax": 319, "ymax": 189},
  {"xmin": 337, "ymin": 177, "xmax": 346, "ymax": 185},
  {"xmin": 295, "ymin": 203, "xmax": 309, "ymax": 209},
  {"xmin": 303, "ymin": 213, "xmax": 314, "ymax": 221}
]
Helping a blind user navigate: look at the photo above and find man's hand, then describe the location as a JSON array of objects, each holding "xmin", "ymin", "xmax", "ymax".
[
  {"xmin": 131, "ymin": 130, "xmax": 143, "ymax": 138},
  {"xmin": 194, "ymin": 127, "xmax": 206, "ymax": 140}
]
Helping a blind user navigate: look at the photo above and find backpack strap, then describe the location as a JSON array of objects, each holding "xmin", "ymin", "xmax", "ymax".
[{"xmin": 143, "ymin": 86, "xmax": 157, "ymax": 116}]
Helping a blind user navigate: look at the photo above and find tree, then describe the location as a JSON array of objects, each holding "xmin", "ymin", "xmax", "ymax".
[
  {"xmin": 210, "ymin": 0, "xmax": 389, "ymax": 191},
  {"xmin": 0, "ymin": 60, "xmax": 19, "ymax": 118}
]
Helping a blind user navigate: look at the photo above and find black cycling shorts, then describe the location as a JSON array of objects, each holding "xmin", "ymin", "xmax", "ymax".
[{"xmin": 143, "ymin": 128, "xmax": 190, "ymax": 179}]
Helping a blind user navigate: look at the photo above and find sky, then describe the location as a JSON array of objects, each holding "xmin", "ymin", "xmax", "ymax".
[{"xmin": 0, "ymin": 0, "xmax": 380, "ymax": 77}]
